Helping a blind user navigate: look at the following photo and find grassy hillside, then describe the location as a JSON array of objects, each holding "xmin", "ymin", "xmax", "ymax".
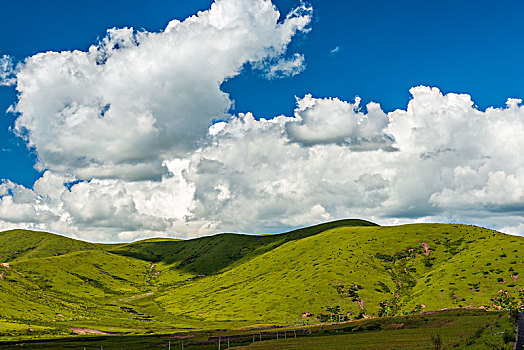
[
  {"xmin": 0, "ymin": 220, "xmax": 522, "ymax": 343},
  {"xmin": 156, "ymin": 224, "xmax": 524, "ymax": 325},
  {"xmin": 109, "ymin": 219, "xmax": 377, "ymax": 284},
  {"xmin": 111, "ymin": 219, "xmax": 376, "ymax": 272},
  {"xmin": 0, "ymin": 229, "xmax": 109, "ymax": 262}
]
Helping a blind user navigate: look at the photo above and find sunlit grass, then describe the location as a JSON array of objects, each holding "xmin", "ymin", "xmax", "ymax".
[{"xmin": 0, "ymin": 219, "xmax": 521, "ymax": 348}]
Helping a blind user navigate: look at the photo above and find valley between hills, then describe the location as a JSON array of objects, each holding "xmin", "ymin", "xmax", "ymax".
[{"xmin": 0, "ymin": 219, "xmax": 522, "ymax": 348}]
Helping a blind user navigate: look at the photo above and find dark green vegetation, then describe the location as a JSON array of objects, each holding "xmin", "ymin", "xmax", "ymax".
[
  {"xmin": 0, "ymin": 219, "xmax": 522, "ymax": 348},
  {"xmin": 0, "ymin": 310, "xmax": 516, "ymax": 349}
]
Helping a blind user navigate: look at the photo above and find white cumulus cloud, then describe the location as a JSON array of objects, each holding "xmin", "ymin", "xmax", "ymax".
[
  {"xmin": 10, "ymin": 0, "xmax": 312, "ymax": 181},
  {"xmin": 1, "ymin": 1, "xmax": 524, "ymax": 241},
  {"xmin": 4, "ymin": 83, "xmax": 524, "ymax": 240},
  {"xmin": 286, "ymin": 94, "xmax": 393, "ymax": 149}
]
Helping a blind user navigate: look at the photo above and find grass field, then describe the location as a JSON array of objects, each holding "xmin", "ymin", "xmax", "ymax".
[
  {"xmin": 0, "ymin": 309, "xmax": 516, "ymax": 349},
  {"xmin": 0, "ymin": 219, "xmax": 522, "ymax": 347}
]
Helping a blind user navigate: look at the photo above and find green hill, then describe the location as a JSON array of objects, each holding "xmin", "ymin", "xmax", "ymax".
[
  {"xmin": 0, "ymin": 229, "xmax": 110, "ymax": 262},
  {"xmin": 110, "ymin": 219, "xmax": 377, "ymax": 278},
  {"xmin": 0, "ymin": 220, "xmax": 522, "ymax": 341},
  {"xmin": 157, "ymin": 223, "xmax": 524, "ymax": 325}
]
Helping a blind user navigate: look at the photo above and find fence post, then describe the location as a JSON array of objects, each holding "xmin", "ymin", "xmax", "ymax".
[{"xmin": 218, "ymin": 336, "xmax": 221, "ymax": 350}]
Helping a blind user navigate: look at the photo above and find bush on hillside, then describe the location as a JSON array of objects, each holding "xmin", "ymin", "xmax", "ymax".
[{"xmin": 491, "ymin": 290, "xmax": 518, "ymax": 310}]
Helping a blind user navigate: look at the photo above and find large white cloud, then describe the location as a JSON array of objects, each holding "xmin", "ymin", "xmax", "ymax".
[
  {"xmin": 10, "ymin": 0, "xmax": 312, "ymax": 181},
  {"xmin": 2, "ymin": 86, "xmax": 524, "ymax": 241},
  {"xmin": 1, "ymin": 1, "xmax": 524, "ymax": 241}
]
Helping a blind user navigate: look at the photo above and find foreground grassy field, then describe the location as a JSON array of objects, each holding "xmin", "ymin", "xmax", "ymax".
[
  {"xmin": 0, "ymin": 309, "xmax": 516, "ymax": 349},
  {"xmin": 0, "ymin": 219, "xmax": 522, "ymax": 345}
]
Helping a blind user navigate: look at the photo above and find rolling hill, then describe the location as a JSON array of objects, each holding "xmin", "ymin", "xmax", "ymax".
[{"xmin": 0, "ymin": 219, "xmax": 522, "ymax": 341}]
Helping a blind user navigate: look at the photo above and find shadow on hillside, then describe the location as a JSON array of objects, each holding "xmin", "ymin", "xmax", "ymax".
[{"xmin": 108, "ymin": 219, "xmax": 378, "ymax": 276}]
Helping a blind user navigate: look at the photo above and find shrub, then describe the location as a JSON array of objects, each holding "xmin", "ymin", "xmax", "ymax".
[
  {"xmin": 430, "ymin": 332, "xmax": 443, "ymax": 350},
  {"xmin": 378, "ymin": 300, "xmax": 394, "ymax": 317},
  {"xmin": 491, "ymin": 290, "xmax": 517, "ymax": 310},
  {"xmin": 503, "ymin": 330, "xmax": 515, "ymax": 344}
]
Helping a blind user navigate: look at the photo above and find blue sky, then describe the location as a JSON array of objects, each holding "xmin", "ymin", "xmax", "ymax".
[
  {"xmin": 2, "ymin": 0, "xmax": 524, "ymax": 187},
  {"xmin": 1, "ymin": 0, "xmax": 524, "ymax": 240}
]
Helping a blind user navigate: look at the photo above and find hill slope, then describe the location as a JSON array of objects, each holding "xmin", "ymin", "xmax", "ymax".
[
  {"xmin": 109, "ymin": 219, "xmax": 377, "ymax": 282},
  {"xmin": 156, "ymin": 224, "xmax": 524, "ymax": 324},
  {"xmin": 0, "ymin": 229, "xmax": 109, "ymax": 262},
  {"xmin": 0, "ymin": 220, "xmax": 522, "ymax": 340}
]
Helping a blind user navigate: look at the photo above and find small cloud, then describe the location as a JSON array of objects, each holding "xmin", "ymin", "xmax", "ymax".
[
  {"xmin": 285, "ymin": 94, "xmax": 393, "ymax": 149},
  {"xmin": 259, "ymin": 53, "xmax": 306, "ymax": 79},
  {"xmin": 0, "ymin": 55, "xmax": 17, "ymax": 86},
  {"xmin": 330, "ymin": 46, "xmax": 340, "ymax": 55}
]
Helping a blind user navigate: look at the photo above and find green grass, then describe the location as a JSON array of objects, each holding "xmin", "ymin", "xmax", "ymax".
[
  {"xmin": 157, "ymin": 224, "xmax": 524, "ymax": 325},
  {"xmin": 0, "ymin": 309, "xmax": 515, "ymax": 349},
  {"xmin": 0, "ymin": 229, "xmax": 111, "ymax": 263},
  {"xmin": 0, "ymin": 219, "xmax": 522, "ymax": 345}
]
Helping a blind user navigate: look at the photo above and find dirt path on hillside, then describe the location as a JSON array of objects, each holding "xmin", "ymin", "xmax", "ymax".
[
  {"xmin": 112, "ymin": 291, "xmax": 156, "ymax": 304},
  {"xmin": 71, "ymin": 328, "xmax": 120, "ymax": 335}
]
